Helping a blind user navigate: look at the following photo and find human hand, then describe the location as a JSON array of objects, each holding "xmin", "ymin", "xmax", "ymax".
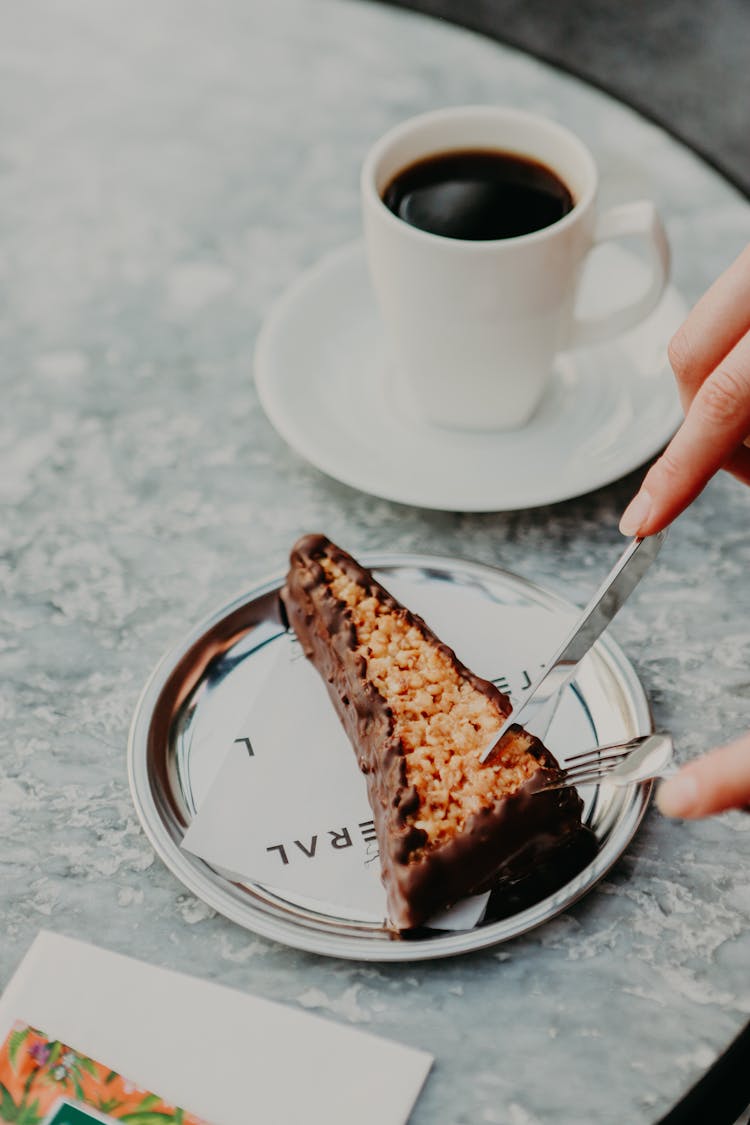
[
  {"xmin": 656, "ymin": 731, "xmax": 750, "ymax": 818},
  {"xmin": 621, "ymin": 245, "xmax": 750, "ymax": 819},
  {"xmin": 619, "ymin": 242, "xmax": 750, "ymax": 537}
]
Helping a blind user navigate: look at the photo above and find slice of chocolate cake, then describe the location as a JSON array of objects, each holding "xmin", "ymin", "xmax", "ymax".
[{"xmin": 281, "ymin": 534, "xmax": 590, "ymax": 931}]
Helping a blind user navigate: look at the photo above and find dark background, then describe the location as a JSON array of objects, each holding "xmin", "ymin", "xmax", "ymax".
[{"xmin": 381, "ymin": 0, "xmax": 750, "ymax": 198}]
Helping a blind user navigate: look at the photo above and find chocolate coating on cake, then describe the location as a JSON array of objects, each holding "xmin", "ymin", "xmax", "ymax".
[{"xmin": 281, "ymin": 533, "xmax": 590, "ymax": 931}]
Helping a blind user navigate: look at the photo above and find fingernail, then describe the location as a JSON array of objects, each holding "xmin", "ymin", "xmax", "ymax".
[
  {"xmin": 656, "ymin": 773, "xmax": 699, "ymax": 818},
  {"xmin": 619, "ymin": 489, "xmax": 652, "ymax": 537}
]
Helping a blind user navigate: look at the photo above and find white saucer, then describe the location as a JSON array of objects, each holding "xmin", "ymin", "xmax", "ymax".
[{"xmin": 254, "ymin": 240, "xmax": 687, "ymax": 512}]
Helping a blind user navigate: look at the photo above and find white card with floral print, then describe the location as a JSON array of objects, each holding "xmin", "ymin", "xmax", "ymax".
[{"xmin": 0, "ymin": 932, "xmax": 432, "ymax": 1125}]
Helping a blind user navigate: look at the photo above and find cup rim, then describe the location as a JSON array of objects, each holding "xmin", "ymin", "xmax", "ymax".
[{"xmin": 361, "ymin": 104, "xmax": 599, "ymax": 250}]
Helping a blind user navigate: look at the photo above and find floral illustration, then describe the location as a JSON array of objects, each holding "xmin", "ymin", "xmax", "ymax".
[{"xmin": 0, "ymin": 1023, "xmax": 209, "ymax": 1125}]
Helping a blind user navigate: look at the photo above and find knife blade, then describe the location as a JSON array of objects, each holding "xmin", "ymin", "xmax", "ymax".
[{"xmin": 479, "ymin": 530, "xmax": 667, "ymax": 763}]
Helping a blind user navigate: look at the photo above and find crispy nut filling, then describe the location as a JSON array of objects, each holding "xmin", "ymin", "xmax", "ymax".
[{"xmin": 322, "ymin": 559, "xmax": 541, "ymax": 847}]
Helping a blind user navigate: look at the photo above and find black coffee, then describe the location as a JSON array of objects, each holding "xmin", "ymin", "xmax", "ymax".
[{"xmin": 382, "ymin": 149, "xmax": 574, "ymax": 241}]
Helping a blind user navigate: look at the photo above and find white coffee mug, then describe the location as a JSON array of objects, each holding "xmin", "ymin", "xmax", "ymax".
[{"xmin": 361, "ymin": 106, "xmax": 670, "ymax": 431}]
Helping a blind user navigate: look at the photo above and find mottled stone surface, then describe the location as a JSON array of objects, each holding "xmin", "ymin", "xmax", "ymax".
[{"xmin": 1, "ymin": 2, "xmax": 750, "ymax": 1122}]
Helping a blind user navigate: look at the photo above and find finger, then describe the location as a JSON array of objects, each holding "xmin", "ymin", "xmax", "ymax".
[
  {"xmin": 668, "ymin": 242, "xmax": 750, "ymax": 408},
  {"xmin": 656, "ymin": 733, "xmax": 750, "ymax": 818},
  {"xmin": 620, "ymin": 328, "xmax": 750, "ymax": 535}
]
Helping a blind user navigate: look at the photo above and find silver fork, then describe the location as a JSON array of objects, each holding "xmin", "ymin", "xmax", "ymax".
[{"xmin": 539, "ymin": 731, "xmax": 674, "ymax": 792}]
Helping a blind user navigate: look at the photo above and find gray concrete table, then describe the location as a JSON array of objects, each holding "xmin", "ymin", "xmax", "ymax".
[{"xmin": 1, "ymin": 2, "xmax": 750, "ymax": 1122}]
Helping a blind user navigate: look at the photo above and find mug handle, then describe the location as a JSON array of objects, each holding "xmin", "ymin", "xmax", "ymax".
[{"xmin": 567, "ymin": 201, "xmax": 671, "ymax": 349}]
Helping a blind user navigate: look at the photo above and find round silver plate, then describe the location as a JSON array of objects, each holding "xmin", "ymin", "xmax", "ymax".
[{"xmin": 128, "ymin": 554, "xmax": 652, "ymax": 961}]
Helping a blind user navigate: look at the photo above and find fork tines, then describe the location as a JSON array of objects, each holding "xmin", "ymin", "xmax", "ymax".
[
  {"xmin": 564, "ymin": 736, "xmax": 646, "ymax": 766},
  {"xmin": 553, "ymin": 736, "xmax": 649, "ymax": 789},
  {"xmin": 556, "ymin": 762, "xmax": 625, "ymax": 788},
  {"xmin": 542, "ymin": 732, "xmax": 673, "ymax": 792}
]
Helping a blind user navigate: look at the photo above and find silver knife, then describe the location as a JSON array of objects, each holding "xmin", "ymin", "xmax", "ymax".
[{"xmin": 479, "ymin": 531, "xmax": 667, "ymax": 762}]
